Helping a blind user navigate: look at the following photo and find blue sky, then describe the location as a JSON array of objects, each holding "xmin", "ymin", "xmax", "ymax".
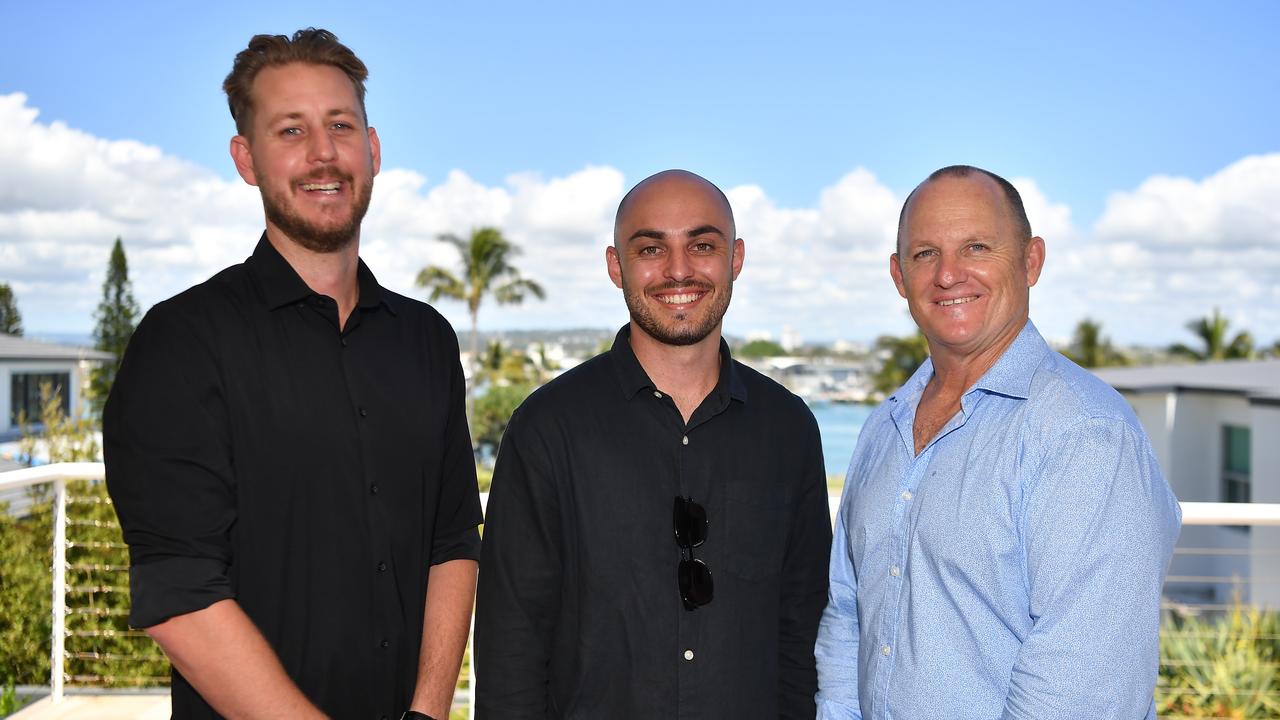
[{"xmin": 2, "ymin": 1, "xmax": 1278, "ymax": 346}]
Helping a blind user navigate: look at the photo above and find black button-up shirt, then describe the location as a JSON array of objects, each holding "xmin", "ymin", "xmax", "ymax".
[
  {"xmin": 475, "ymin": 326, "xmax": 831, "ymax": 719},
  {"xmin": 104, "ymin": 236, "xmax": 483, "ymax": 719}
]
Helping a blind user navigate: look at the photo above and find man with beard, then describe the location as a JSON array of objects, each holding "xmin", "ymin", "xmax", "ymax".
[
  {"xmin": 474, "ymin": 170, "xmax": 832, "ymax": 718},
  {"xmin": 104, "ymin": 29, "xmax": 481, "ymax": 720}
]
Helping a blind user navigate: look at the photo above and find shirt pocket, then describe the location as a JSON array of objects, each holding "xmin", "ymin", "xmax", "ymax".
[{"xmin": 722, "ymin": 489, "xmax": 787, "ymax": 582}]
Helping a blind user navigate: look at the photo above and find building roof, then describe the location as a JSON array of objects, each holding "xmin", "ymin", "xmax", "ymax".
[
  {"xmin": 1092, "ymin": 358, "xmax": 1280, "ymax": 403},
  {"xmin": 0, "ymin": 333, "xmax": 114, "ymax": 362}
]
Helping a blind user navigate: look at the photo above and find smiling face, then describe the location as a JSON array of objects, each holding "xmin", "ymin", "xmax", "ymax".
[
  {"xmin": 890, "ymin": 173, "xmax": 1045, "ymax": 366},
  {"xmin": 230, "ymin": 62, "xmax": 381, "ymax": 253},
  {"xmin": 607, "ymin": 171, "xmax": 744, "ymax": 348}
]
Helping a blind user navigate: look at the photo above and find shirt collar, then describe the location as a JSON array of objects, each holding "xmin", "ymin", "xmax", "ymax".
[
  {"xmin": 888, "ymin": 319, "xmax": 1049, "ymax": 406},
  {"xmin": 969, "ymin": 320, "xmax": 1049, "ymax": 400},
  {"xmin": 608, "ymin": 324, "xmax": 748, "ymax": 404},
  {"xmin": 247, "ymin": 233, "xmax": 398, "ymax": 315}
]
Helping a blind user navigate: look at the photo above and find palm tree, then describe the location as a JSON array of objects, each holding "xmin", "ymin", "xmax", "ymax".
[
  {"xmin": 1169, "ymin": 308, "xmax": 1254, "ymax": 361},
  {"xmin": 416, "ymin": 227, "xmax": 545, "ymax": 425},
  {"xmin": 1067, "ymin": 318, "xmax": 1127, "ymax": 368}
]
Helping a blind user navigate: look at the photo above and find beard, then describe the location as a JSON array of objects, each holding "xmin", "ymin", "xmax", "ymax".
[
  {"xmin": 622, "ymin": 279, "xmax": 731, "ymax": 347},
  {"xmin": 259, "ymin": 165, "xmax": 374, "ymax": 254}
]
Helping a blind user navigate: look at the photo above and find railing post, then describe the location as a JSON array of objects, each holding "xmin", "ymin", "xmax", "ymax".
[{"xmin": 51, "ymin": 476, "xmax": 67, "ymax": 703}]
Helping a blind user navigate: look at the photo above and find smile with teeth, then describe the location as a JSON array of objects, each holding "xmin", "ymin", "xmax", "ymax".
[
  {"xmin": 300, "ymin": 182, "xmax": 341, "ymax": 194},
  {"xmin": 655, "ymin": 290, "xmax": 706, "ymax": 305},
  {"xmin": 938, "ymin": 295, "xmax": 978, "ymax": 307}
]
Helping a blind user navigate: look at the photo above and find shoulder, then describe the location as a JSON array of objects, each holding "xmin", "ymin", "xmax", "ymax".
[
  {"xmin": 514, "ymin": 352, "xmax": 615, "ymax": 419},
  {"xmin": 1023, "ymin": 350, "xmax": 1143, "ymax": 435},
  {"xmin": 381, "ymin": 289, "xmax": 463, "ymax": 348},
  {"xmin": 731, "ymin": 359, "xmax": 819, "ymax": 429},
  {"xmin": 130, "ymin": 263, "xmax": 253, "ymax": 349}
]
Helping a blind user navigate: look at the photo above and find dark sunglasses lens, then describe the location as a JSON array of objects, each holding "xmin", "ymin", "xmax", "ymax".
[
  {"xmin": 679, "ymin": 558, "xmax": 714, "ymax": 609},
  {"xmin": 673, "ymin": 497, "xmax": 708, "ymax": 548}
]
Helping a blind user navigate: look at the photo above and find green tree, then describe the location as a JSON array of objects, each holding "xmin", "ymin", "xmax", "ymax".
[
  {"xmin": 89, "ymin": 238, "xmax": 140, "ymax": 415},
  {"xmin": 1169, "ymin": 307, "xmax": 1254, "ymax": 362},
  {"xmin": 415, "ymin": 228, "xmax": 545, "ymax": 428},
  {"xmin": 739, "ymin": 339, "xmax": 787, "ymax": 358},
  {"xmin": 472, "ymin": 382, "xmax": 537, "ymax": 455},
  {"xmin": 0, "ymin": 282, "xmax": 22, "ymax": 336},
  {"xmin": 1065, "ymin": 318, "xmax": 1128, "ymax": 368},
  {"xmin": 872, "ymin": 332, "xmax": 930, "ymax": 395}
]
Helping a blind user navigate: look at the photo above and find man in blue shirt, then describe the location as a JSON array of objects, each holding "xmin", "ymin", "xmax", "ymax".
[{"xmin": 816, "ymin": 165, "xmax": 1181, "ymax": 719}]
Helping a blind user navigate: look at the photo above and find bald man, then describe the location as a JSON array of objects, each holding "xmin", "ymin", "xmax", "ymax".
[
  {"xmin": 475, "ymin": 170, "xmax": 832, "ymax": 718},
  {"xmin": 815, "ymin": 166, "xmax": 1179, "ymax": 719}
]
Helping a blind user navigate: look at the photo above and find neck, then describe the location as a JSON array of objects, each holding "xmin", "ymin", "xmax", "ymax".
[
  {"xmin": 628, "ymin": 322, "xmax": 723, "ymax": 422},
  {"xmin": 266, "ymin": 227, "xmax": 361, "ymax": 328},
  {"xmin": 926, "ymin": 318, "xmax": 1027, "ymax": 399}
]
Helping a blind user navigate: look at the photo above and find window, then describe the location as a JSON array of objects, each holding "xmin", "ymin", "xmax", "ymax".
[
  {"xmin": 1222, "ymin": 425, "xmax": 1251, "ymax": 503},
  {"xmin": 10, "ymin": 372, "xmax": 71, "ymax": 425}
]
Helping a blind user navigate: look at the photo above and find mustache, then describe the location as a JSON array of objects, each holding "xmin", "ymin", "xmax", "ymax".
[
  {"xmin": 647, "ymin": 281, "xmax": 714, "ymax": 294},
  {"xmin": 297, "ymin": 166, "xmax": 353, "ymax": 183}
]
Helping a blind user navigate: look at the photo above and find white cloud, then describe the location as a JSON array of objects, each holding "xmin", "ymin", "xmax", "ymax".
[{"xmin": 1, "ymin": 91, "xmax": 1277, "ymax": 347}]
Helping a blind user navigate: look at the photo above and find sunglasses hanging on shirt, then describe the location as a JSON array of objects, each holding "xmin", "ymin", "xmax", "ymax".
[{"xmin": 673, "ymin": 495, "xmax": 714, "ymax": 610}]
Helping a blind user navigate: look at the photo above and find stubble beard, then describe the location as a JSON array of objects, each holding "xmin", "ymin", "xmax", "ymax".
[
  {"xmin": 260, "ymin": 166, "xmax": 374, "ymax": 254},
  {"xmin": 622, "ymin": 279, "xmax": 731, "ymax": 347}
]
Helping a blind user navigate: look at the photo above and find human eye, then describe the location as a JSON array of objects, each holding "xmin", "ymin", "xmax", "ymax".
[
  {"xmin": 637, "ymin": 245, "xmax": 662, "ymax": 257},
  {"xmin": 968, "ymin": 242, "xmax": 990, "ymax": 252},
  {"xmin": 912, "ymin": 248, "xmax": 937, "ymax": 260},
  {"xmin": 691, "ymin": 241, "xmax": 716, "ymax": 253},
  {"xmin": 279, "ymin": 126, "xmax": 302, "ymax": 138}
]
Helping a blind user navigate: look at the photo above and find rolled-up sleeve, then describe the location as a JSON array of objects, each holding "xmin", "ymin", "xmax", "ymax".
[
  {"xmin": 104, "ymin": 306, "xmax": 237, "ymax": 628},
  {"xmin": 427, "ymin": 327, "xmax": 483, "ymax": 566}
]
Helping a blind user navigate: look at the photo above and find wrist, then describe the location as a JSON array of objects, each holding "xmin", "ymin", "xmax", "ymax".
[{"xmin": 400, "ymin": 712, "xmax": 437, "ymax": 720}]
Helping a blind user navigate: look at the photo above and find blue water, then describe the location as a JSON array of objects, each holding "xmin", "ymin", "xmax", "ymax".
[{"xmin": 810, "ymin": 402, "xmax": 874, "ymax": 477}]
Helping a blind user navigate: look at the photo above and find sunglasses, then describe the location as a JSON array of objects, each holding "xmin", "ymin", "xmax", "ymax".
[{"xmin": 673, "ymin": 495, "xmax": 713, "ymax": 610}]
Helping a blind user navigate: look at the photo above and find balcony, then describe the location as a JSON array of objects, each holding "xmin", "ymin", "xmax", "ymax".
[{"xmin": 3, "ymin": 464, "xmax": 1279, "ymax": 719}]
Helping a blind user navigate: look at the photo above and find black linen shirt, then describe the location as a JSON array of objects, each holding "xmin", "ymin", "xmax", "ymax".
[
  {"xmin": 475, "ymin": 325, "xmax": 832, "ymax": 719},
  {"xmin": 104, "ymin": 236, "xmax": 483, "ymax": 720}
]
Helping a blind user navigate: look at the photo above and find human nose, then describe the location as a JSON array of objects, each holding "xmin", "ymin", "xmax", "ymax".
[
  {"xmin": 934, "ymin": 252, "xmax": 964, "ymax": 288},
  {"xmin": 306, "ymin": 130, "xmax": 337, "ymax": 164},
  {"xmin": 665, "ymin": 249, "xmax": 694, "ymax": 282}
]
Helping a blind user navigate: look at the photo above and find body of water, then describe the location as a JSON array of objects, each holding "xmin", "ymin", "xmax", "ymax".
[{"xmin": 810, "ymin": 401, "xmax": 875, "ymax": 477}]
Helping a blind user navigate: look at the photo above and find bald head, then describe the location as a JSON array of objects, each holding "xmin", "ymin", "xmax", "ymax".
[
  {"xmin": 614, "ymin": 170, "xmax": 736, "ymax": 246},
  {"xmin": 897, "ymin": 165, "xmax": 1031, "ymax": 255}
]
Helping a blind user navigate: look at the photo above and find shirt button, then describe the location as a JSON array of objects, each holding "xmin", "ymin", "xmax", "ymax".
[
  {"xmin": 682, "ymin": 435, "xmax": 689, "ymax": 446},
  {"xmin": 380, "ymin": 639, "xmax": 389, "ymax": 649},
  {"xmin": 370, "ymin": 484, "xmax": 379, "ymax": 495},
  {"xmin": 359, "ymin": 407, "xmax": 368, "ymax": 418},
  {"xmin": 901, "ymin": 490, "xmax": 913, "ymax": 501},
  {"xmin": 341, "ymin": 337, "xmax": 349, "ymax": 347},
  {"xmin": 881, "ymin": 644, "xmax": 891, "ymax": 656},
  {"xmin": 683, "ymin": 649, "xmax": 694, "ymax": 661},
  {"xmin": 654, "ymin": 391, "xmax": 662, "ymax": 398},
  {"xmin": 890, "ymin": 565, "xmax": 900, "ymax": 577},
  {"xmin": 377, "ymin": 561, "xmax": 387, "ymax": 572}
]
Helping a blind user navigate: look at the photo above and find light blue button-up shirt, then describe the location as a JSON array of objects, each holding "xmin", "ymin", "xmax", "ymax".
[{"xmin": 816, "ymin": 321, "xmax": 1181, "ymax": 720}]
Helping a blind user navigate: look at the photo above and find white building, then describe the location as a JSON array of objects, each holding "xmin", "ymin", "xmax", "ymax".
[
  {"xmin": 1093, "ymin": 359, "xmax": 1280, "ymax": 608},
  {"xmin": 0, "ymin": 333, "xmax": 112, "ymax": 441}
]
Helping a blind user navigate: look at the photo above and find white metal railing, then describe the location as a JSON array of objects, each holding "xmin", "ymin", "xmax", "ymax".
[
  {"xmin": 4, "ymin": 463, "xmax": 1280, "ymax": 709},
  {"xmin": 0, "ymin": 462, "xmax": 105, "ymax": 704}
]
